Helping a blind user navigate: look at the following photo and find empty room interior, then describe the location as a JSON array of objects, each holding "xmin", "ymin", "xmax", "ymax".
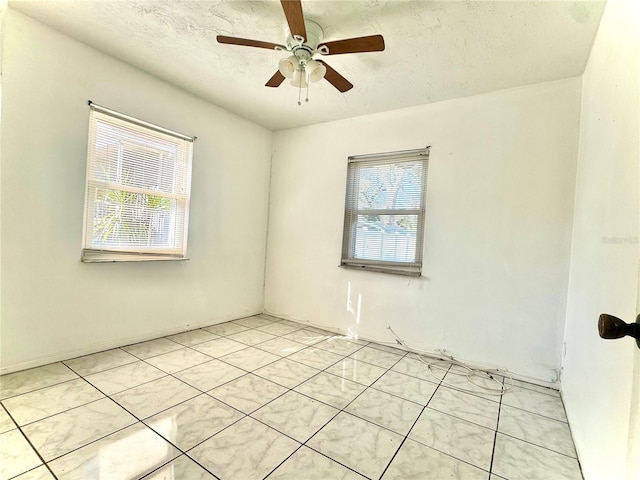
[{"xmin": 0, "ymin": 0, "xmax": 639, "ymax": 479}]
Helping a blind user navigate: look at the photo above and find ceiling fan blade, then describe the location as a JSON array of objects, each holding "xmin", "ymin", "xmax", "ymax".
[
  {"xmin": 318, "ymin": 35, "xmax": 385, "ymax": 55},
  {"xmin": 266, "ymin": 71, "xmax": 286, "ymax": 88},
  {"xmin": 217, "ymin": 35, "xmax": 285, "ymax": 51},
  {"xmin": 317, "ymin": 60, "xmax": 353, "ymax": 93},
  {"xmin": 280, "ymin": 0, "xmax": 307, "ymax": 41}
]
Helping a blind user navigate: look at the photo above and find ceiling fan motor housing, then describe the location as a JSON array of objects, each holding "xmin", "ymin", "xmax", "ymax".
[{"xmin": 287, "ymin": 20, "xmax": 324, "ymax": 62}]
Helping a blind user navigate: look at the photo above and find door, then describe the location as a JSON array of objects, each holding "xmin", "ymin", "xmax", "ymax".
[{"xmin": 629, "ymin": 270, "xmax": 640, "ymax": 479}]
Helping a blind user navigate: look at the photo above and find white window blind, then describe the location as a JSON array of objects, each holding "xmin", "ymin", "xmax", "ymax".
[
  {"xmin": 81, "ymin": 104, "xmax": 194, "ymax": 262},
  {"xmin": 341, "ymin": 147, "xmax": 429, "ymax": 276}
]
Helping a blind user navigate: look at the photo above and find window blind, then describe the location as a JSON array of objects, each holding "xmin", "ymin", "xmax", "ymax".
[
  {"xmin": 81, "ymin": 106, "xmax": 194, "ymax": 262},
  {"xmin": 341, "ymin": 147, "xmax": 429, "ymax": 276}
]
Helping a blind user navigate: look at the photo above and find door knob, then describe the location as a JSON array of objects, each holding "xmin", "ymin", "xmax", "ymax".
[{"xmin": 598, "ymin": 314, "xmax": 640, "ymax": 348}]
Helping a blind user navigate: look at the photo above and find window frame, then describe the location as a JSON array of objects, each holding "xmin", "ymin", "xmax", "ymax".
[
  {"xmin": 340, "ymin": 147, "xmax": 430, "ymax": 276},
  {"xmin": 81, "ymin": 103, "xmax": 195, "ymax": 263}
]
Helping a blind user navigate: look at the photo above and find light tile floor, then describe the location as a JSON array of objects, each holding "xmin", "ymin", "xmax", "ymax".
[{"xmin": 0, "ymin": 314, "xmax": 582, "ymax": 480}]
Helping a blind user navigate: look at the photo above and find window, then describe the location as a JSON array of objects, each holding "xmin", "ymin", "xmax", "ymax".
[
  {"xmin": 81, "ymin": 103, "xmax": 194, "ymax": 262},
  {"xmin": 341, "ymin": 147, "xmax": 430, "ymax": 276}
]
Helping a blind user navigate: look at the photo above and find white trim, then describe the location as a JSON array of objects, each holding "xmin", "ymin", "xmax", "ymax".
[
  {"xmin": 89, "ymin": 102, "xmax": 196, "ymax": 142},
  {"xmin": 0, "ymin": 312, "xmax": 260, "ymax": 375}
]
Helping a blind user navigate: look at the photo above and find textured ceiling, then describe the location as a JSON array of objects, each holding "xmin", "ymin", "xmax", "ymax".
[{"xmin": 10, "ymin": 0, "xmax": 606, "ymax": 131}]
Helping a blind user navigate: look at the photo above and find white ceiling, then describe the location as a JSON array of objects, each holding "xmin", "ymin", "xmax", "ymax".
[{"xmin": 10, "ymin": 0, "xmax": 606, "ymax": 131}]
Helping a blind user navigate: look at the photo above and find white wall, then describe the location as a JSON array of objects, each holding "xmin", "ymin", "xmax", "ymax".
[
  {"xmin": 265, "ymin": 78, "xmax": 581, "ymax": 381},
  {"xmin": 0, "ymin": 10, "xmax": 272, "ymax": 373},
  {"xmin": 562, "ymin": 0, "xmax": 640, "ymax": 479}
]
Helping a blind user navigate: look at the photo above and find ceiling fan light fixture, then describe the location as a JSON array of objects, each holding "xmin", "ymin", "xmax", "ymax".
[
  {"xmin": 305, "ymin": 59, "xmax": 326, "ymax": 82},
  {"xmin": 290, "ymin": 67, "xmax": 308, "ymax": 88},
  {"xmin": 278, "ymin": 55, "xmax": 298, "ymax": 79}
]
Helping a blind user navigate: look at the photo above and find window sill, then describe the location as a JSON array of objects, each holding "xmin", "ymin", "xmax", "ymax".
[
  {"xmin": 81, "ymin": 249, "xmax": 189, "ymax": 263},
  {"xmin": 340, "ymin": 262, "xmax": 422, "ymax": 277}
]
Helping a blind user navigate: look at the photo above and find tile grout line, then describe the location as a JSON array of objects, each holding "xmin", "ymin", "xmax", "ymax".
[
  {"xmin": 1, "ymin": 399, "xmax": 60, "ymax": 480},
  {"xmin": 51, "ymin": 361, "xmax": 224, "ymax": 480},
  {"xmin": 377, "ymin": 364, "xmax": 453, "ymax": 479},
  {"xmin": 488, "ymin": 375, "xmax": 505, "ymax": 478},
  {"xmin": 257, "ymin": 346, "xmax": 409, "ymax": 480},
  {"xmin": 289, "ymin": 350, "xmax": 410, "ymax": 479},
  {"xmin": 155, "ymin": 333, "xmax": 372, "ymax": 458},
  {"xmin": 184, "ymin": 337, "xmax": 388, "ymax": 477}
]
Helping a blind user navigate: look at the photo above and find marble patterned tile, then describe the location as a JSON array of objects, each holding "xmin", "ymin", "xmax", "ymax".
[
  {"xmin": 287, "ymin": 347, "xmax": 344, "ymax": 370},
  {"xmin": 442, "ymin": 366, "xmax": 504, "ymax": 401},
  {"xmin": 112, "ymin": 376, "xmax": 200, "ymax": 419},
  {"xmin": 48, "ymin": 422, "xmax": 180, "ymax": 480},
  {"xmin": 13, "ymin": 466, "xmax": 56, "ymax": 480},
  {"xmin": 391, "ymin": 356, "xmax": 448, "ymax": 382},
  {"xmin": 165, "ymin": 329, "xmax": 219, "ymax": 347},
  {"xmin": 0, "ymin": 429, "xmax": 42, "ymax": 479},
  {"xmin": 409, "ymin": 408, "xmax": 494, "ymax": 471},
  {"xmin": 2, "ymin": 378, "xmax": 103, "ymax": 426},
  {"xmin": 64, "ymin": 349, "xmax": 138, "ymax": 376},
  {"xmin": 219, "ymin": 347, "xmax": 280, "ymax": 371},
  {"xmin": 256, "ymin": 337, "xmax": 308, "ymax": 357},
  {"xmin": 348, "ymin": 346, "xmax": 404, "ymax": 369},
  {"xmin": 314, "ymin": 337, "xmax": 365, "ymax": 356},
  {"xmin": 372, "ymin": 370, "xmax": 438, "ymax": 405},
  {"xmin": 144, "ymin": 348, "xmax": 212, "ymax": 374},
  {"xmin": 256, "ymin": 313, "xmax": 282, "ymax": 322},
  {"xmin": 233, "ymin": 316, "xmax": 274, "ymax": 328},
  {"xmin": 282, "ymin": 329, "xmax": 331, "ymax": 346},
  {"xmin": 202, "ymin": 322, "xmax": 249, "ymax": 336},
  {"xmin": 326, "ymin": 358, "xmax": 387, "ymax": 386},
  {"xmin": 256, "ymin": 322, "xmax": 303, "ymax": 336},
  {"xmin": 345, "ymin": 388, "xmax": 422, "ymax": 436},
  {"xmin": 173, "ymin": 359, "xmax": 245, "ymax": 392},
  {"xmin": 501, "ymin": 386, "xmax": 567, "ymax": 421},
  {"xmin": 252, "ymin": 391, "xmax": 338, "ymax": 443},
  {"xmin": 509, "ymin": 378, "xmax": 560, "ymax": 397},
  {"xmin": 294, "ymin": 372, "xmax": 366, "ymax": 410},
  {"xmin": 0, "ymin": 362, "xmax": 78, "ymax": 400},
  {"xmin": 191, "ymin": 337, "xmax": 248, "ymax": 357},
  {"xmin": 84, "ymin": 361, "xmax": 166, "ymax": 395},
  {"xmin": 189, "ymin": 416, "xmax": 299, "ymax": 480},
  {"xmin": 428, "ymin": 386, "xmax": 500, "ymax": 429},
  {"xmin": 145, "ymin": 394, "xmax": 243, "ymax": 450},
  {"xmin": 121, "ymin": 338, "xmax": 183, "ymax": 360},
  {"xmin": 209, "ymin": 374, "xmax": 288, "ymax": 414},
  {"xmin": 498, "ymin": 405, "xmax": 576, "ymax": 457},
  {"xmin": 22, "ymin": 398, "xmax": 136, "ymax": 461},
  {"xmin": 227, "ymin": 328, "xmax": 277, "ymax": 346},
  {"xmin": 382, "ymin": 438, "xmax": 487, "ymax": 480},
  {"xmin": 266, "ymin": 446, "xmax": 366, "ymax": 480},
  {"xmin": 254, "ymin": 358, "xmax": 320, "ymax": 389},
  {"xmin": 0, "ymin": 405, "xmax": 17, "ymax": 433},
  {"xmin": 144, "ymin": 455, "xmax": 217, "ymax": 479},
  {"xmin": 492, "ymin": 433, "xmax": 582, "ymax": 480},
  {"xmin": 307, "ymin": 412, "xmax": 403, "ymax": 479}
]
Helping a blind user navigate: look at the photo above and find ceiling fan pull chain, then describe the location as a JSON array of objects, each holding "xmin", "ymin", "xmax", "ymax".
[
  {"xmin": 298, "ymin": 80, "xmax": 302, "ymax": 106},
  {"xmin": 306, "ymin": 73, "xmax": 310, "ymax": 103}
]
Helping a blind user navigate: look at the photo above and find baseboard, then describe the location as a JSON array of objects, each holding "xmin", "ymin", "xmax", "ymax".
[
  {"xmin": 262, "ymin": 309, "xmax": 559, "ymax": 390},
  {"xmin": 0, "ymin": 311, "xmax": 261, "ymax": 375}
]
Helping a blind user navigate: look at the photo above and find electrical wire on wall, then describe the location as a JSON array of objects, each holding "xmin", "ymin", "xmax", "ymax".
[
  {"xmin": 261, "ymin": 310, "xmax": 542, "ymax": 396},
  {"xmin": 384, "ymin": 326, "xmax": 514, "ymax": 396}
]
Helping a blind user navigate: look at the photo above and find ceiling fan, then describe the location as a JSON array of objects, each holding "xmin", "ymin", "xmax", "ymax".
[{"xmin": 217, "ymin": 0, "xmax": 385, "ymax": 100}]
